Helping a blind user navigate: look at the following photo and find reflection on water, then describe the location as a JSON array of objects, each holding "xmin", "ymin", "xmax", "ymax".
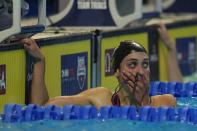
[{"xmin": 177, "ymin": 97, "xmax": 197, "ymax": 108}]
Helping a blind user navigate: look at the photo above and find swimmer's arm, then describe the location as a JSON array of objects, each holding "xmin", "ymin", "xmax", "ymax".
[
  {"xmin": 164, "ymin": 94, "xmax": 176, "ymax": 107},
  {"xmin": 31, "ymin": 57, "xmax": 49, "ymax": 105},
  {"xmin": 151, "ymin": 94, "xmax": 176, "ymax": 107},
  {"xmin": 22, "ymin": 38, "xmax": 49, "ymax": 105},
  {"xmin": 45, "ymin": 95, "xmax": 91, "ymax": 107},
  {"xmin": 46, "ymin": 87, "xmax": 113, "ymax": 109},
  {"xmin": 157, "ymin": 22, "xmax": 183, "ymax": 82},
  {"xmin": 166, "ymin": 43, "xmax": 183, "ymax": 82}
]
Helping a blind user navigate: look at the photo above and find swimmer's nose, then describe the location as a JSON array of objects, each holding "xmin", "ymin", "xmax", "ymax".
[{"xmin": 135, "ymin": 73, "xmax": 143, "ymax": 81}]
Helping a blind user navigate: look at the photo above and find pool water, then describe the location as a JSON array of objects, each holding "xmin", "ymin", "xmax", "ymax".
[
  {"xmin": 177, "ymin": 97, "xmax": 197, "ymax": 108},
  {"xmin": 0, "ymin": 119, "xmax": 196, "ymax": 131},
  {"xmin": 0, "ymin": 97, "xmax": 197, "ymax": 131}
]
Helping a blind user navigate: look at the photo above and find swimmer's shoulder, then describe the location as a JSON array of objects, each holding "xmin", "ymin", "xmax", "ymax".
[
  {"xmin": 47, "ymin": 87, "xmax": 112, "ymax": 108},
  {"xmin": 151, "ymin": 94, "xmax": 176, "ymax": 107},
  {"xmin": 79, "ymin": 87, "xmax": 113, "ymax": 96},
  {"xmin": 78, "ymin": 87, "xmax": 113, "ymax": 108}
]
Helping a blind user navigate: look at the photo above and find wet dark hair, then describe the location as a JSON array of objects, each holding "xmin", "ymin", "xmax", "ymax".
[{"xmin": 111, "ymin": 40, "xmax": 147, "ymax": 72}]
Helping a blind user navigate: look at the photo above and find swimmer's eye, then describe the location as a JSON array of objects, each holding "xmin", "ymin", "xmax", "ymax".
[
  {"xmin": 127, "ymin": 61, "xmax": 137, "ymax": 69},
  {"xmin": 127, "ymin": 61, "xmax": 149, "ymax": 69},
  {"xmin": 142, "ymin": 61, "xmax": 149, "ymax": 69}
]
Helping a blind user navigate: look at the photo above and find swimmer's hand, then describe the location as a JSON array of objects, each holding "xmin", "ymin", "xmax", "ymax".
[
  {"xmin": 120, "ymin": 71, "xmax": 149, "ymax": 105},
  {"xmin": 21, "ymin": 38, "xmax": 44, "ymax": 61}
]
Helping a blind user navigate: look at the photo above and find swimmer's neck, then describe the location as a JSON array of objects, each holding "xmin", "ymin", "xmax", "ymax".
[
  {"xmin": 118, "ymin": 88, "xmax": 138, "ymax": 106},
  {"xmin": 118, "ymin": 87, "xmax": 150, "ymax": 106}
]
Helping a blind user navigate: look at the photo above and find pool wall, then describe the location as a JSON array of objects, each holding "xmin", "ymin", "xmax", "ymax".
[{"xmin": 0, "ymin": 20, "xmax": 197, "ymax": 112}]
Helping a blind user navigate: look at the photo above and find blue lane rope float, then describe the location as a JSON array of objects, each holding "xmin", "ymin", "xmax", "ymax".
[
  {"xmin": 2, "ymin": 104, "xmax": 197, "ymax": 124},
  {"xmin": 62, "ymin": 105, "xmax": 97, "ymax": 120},
  {"xmin": 3, "ymin": 104, "xmax": 23, "ymax": 123},
  {"xmin": 120, "ymin": 106, "xmax": 138, "ymax": 120},
  {"xmin": 149, "ymin": 82, "xmax": 197, "ymax": 97},
  {"xmin": 2, "ymin": 82, "xmax": 197, "ymax": 123}
]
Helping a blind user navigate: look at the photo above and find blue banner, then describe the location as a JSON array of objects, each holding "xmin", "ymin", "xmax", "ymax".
[
  {"xmin": 163, "ymin": 0, "xmax": 197, "ymax": 13},
  {"xmin": 53, "ymin": 0, "xmax": 115, "ymax": 27},
  {"xmin": 61, "ymin": 52, "xmax": 88, "ymax": 95},
  {"xmin": 50, "ymin": 0, "xmax": 141, "ymax": 28}
]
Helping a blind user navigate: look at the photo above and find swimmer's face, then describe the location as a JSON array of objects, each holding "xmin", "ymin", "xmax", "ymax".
[{"xmin": 119, "ymin": 52, "xmax": 150, "ymax": 82}]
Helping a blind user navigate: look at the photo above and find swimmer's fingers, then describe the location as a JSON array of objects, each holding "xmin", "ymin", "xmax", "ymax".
[
  {"xmin": 121, "ymin": 71, "xmax": 135, "ymax": 87},
  {"xmin": 121, "ymin": 71, "xmax": 138, "ymax": 94},
  {"xmin": 21, "ymin": 38, "xmax": 31, "ymax": 50},
  {"xmin": 21, "ymin": 38, "xmax": 35, "ymax": 45},
  {"xmin": 21, "ymin": 38, "xmax": 44, "ymax": 60},
  {"xmin": 21, "ymin": 38, "xmax": 37, "ymax": 50}
]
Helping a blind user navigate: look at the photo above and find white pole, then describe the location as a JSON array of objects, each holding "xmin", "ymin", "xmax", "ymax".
[
  {"xmin": 38, "ymin": 0, "xmax": 46, "ymax": 27},
  {"xmin": 155, "ymin": 0, "xmax": 162, "ymax": 13}
]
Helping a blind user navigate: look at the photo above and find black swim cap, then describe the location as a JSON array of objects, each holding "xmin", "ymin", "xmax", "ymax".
[{"xmin": 111, "ymin": 40, "xmax": 147, "ymax": 72}]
